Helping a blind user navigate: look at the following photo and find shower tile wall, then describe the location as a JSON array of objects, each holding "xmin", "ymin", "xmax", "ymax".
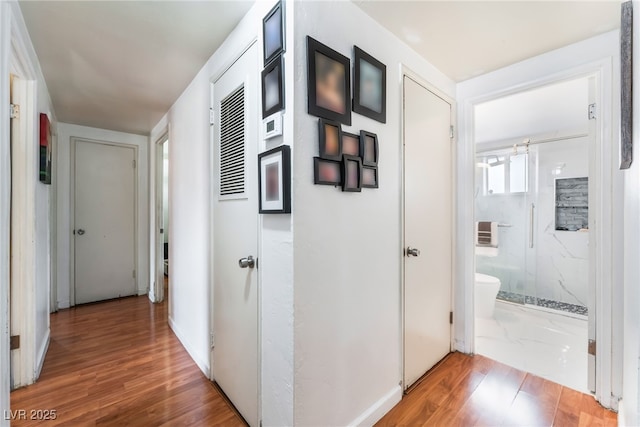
[{"xmin": 476, "ymin": 138, "xmax": 589, "ymax": 309}]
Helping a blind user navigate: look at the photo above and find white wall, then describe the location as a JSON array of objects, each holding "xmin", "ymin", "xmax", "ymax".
[
  {"xmin": 292, "ymin": 2, "xmax": 455, "ymax": 425},
  {"xmin": 457, "ymin": 30, "xmax": 622, "ymax": 408},
  {"xmin": 621, "ymin": 2, "xmax": 640, "ymax": 424},
  {"xmin": 0, "ymin": 0, "xmax": 56, "ymax": 413},
  {"xmin": 0, "ymin": 3, "xmax": 11, "ymax": 422},
  {"xmin": 148, "ymin": 3, "xmax": 296, "ymax": 424},
  {"xmin": 56, "ymin": 123, "xmax": 149, "ymax": 308}
]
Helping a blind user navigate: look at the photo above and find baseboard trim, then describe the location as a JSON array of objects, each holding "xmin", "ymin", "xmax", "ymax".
[
  {"xmin": 348, "ymin": 385, "xmax": 402, "ymax": 426},
  {"xmin": 57, "ymin": 300, "xmax": 70, "ymax": 309},
  {"xmin": 168, "ymin": 316, "xmax": 210, "ymax": 376},
  {"xmin": 35, "ymin": 328, "xmax": 50, "ymax": 380}
]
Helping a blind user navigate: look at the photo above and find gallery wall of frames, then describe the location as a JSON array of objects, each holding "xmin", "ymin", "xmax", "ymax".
[
  {"xmin": 307, "ymin": 36, "xmax": 386, "ymax": 192},
  {"xmin": 259, "ymin": 0, "xmax": 290, "ymax": 214}
]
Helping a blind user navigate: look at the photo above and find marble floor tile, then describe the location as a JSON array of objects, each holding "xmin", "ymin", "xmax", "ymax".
[{"xmin": 475, "ymin": 301, "xmax": 589, "ymax": 394}]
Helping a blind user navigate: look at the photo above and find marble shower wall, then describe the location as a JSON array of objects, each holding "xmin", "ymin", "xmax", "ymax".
[{"xmin": 476, "ymin": 137, "xmax": 589, "ymax": 307}]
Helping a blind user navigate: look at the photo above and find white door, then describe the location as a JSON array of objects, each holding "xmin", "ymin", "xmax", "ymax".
[
  {"xmin": 212, "ymin": 43, "xmax": 259, "ymax": 426},
  {"xmin": 74, "ymin": 140, "xmax": 136, "ymax": 304},
  {"xmin": 403, "ymin": 76, "xmax": 453, "ymax": 390},
  {"xmin": 155, "ymin": 135, "xmax": 168, "ymax": 303}
]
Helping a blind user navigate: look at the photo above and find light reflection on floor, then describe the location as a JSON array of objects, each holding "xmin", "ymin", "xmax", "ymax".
[{"xmin": 475, "ymin": 300, "xmax": 589, "ymax": 393}]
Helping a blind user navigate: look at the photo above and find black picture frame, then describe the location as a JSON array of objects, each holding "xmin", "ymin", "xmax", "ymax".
[
  {"xmin": 353, "ymin": 46, "xmax": 386, "ymax": 123},
  {"xmin": 341, "ymin": 131, "xmax": 360, "ymax": 157},
  {"xmin": 362, "ymin": 166, "xmax": 378, "ymax": 189},
  {"xmin": 258, "ymin": 145, "xmax": 291, "ymax": 214},
  {"xmin": 342, "ymin": 155, "xmax": 362, "ymax": 192},
  {"xmin": 318, "ymin": 118, "xmax": 343, "ymax": 161},
  {"xmin": 360, "ymin": 130, "xmax": 378, "ymax": 166},
  {"xmin": 621, "ymin": 1, "xmax": 633, "ymax": 170},
  {"xmin": 263, "ymin": 0, "xmax": 285, "ymax": 66},
  {"xmin": 262, "ymin": 55, "xmax": 285, "ymax": 119},
  {"xmin": 313, "ymin": 157, "xmax": 342, "ymax": 186},
  {"xmin": 307, "ymin": 36, "xmax": 351, "ymax": 125}
]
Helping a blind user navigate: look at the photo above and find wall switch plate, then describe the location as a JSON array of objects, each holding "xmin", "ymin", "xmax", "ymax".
[{"xmin": 263, "ymin": 112, "xmax": 283, "ymax": 140}]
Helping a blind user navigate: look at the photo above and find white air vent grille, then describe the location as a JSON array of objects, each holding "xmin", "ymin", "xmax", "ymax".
[{"xmin": 219, "ymin": 86, "xmax": 245, "ymax": 197}]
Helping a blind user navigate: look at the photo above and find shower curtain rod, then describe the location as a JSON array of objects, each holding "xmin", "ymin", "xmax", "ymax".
[{"xmin": 476, "ymin": 132, "xmax": 589, "ymax": 154}]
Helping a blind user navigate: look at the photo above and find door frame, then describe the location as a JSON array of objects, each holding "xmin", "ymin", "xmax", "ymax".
[
  {"xmin": 208, "ymin": 39, "xmax": 262, "ymax": 422},
  {"xmin": 399, "ymin": 65, "xmax": 457, "ymax": 392},
  {"xmin": 152, "ymin": 131, "xmax": 169, "ymax": 303},
  {"xmin": 69, "ymin": 137, "xmax": 139, "ymax": 306},
  {"xmin": 6, "ymin": 13, "xmax": 38, "ymax": 391},
  {"xmin": 458, "ymin": 59, "xmax": 621, "ymax": 409}
]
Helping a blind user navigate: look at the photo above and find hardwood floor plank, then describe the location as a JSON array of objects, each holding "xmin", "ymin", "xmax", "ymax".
[
  {"xmin": 376, "ymin": 353, "xmax": 617, "ymax": 427},
  {"xmin": 10, "ymin": 291, "xmax": 246, "ymax": 426}
]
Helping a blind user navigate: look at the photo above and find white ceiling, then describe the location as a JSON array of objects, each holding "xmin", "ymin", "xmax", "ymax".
[
  {"xmin": 19, "ymin": 1, "xmax": 621, "ymax": 136},
  {"xmin": 474, "ymin": 77, "xmax": 589, "ymax": 144},
  {"xmin": 19, "ymin": 1, "xmax": 254, "ymax": 135},
  {"xmin": 354, "ymin": 1, "xmax": 621, "ymax": 82}
]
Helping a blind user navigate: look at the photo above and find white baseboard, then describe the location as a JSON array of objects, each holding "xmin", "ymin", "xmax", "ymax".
[
  {"xmin": 57, "ymin": 300, "xmax": 70, "ymax": 309},
  {"xmin": 168, "ymin": 316, "xmax": 210, "ymax": 376},
  {"xmin": 35, "ymin": 328, "xmax": 50, "ymax": 380},
  {"xmin": 348, "ymin": 385, "xmax": 402, "ymax": 427}
]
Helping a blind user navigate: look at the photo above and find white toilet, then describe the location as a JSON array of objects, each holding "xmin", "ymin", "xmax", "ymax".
[{"xmin": 475, "ymin": 273, "xmax": 501, "ymax": 318}]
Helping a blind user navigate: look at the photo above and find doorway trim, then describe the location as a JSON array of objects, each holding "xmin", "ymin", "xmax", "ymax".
[
  {"xmin": 151, "ymin": 131, "xmax": 169, "ymax": 303},
  {"xmin": 457, "ymin": 57, "xmax": 620, "ymax": 409},
  {"xmin": 69, "ymin": 137, "xmax": 139, "ymax": 306},
  {"xmin": 399, "ymin": 65, "xmax": 457, "ymax": 392}
]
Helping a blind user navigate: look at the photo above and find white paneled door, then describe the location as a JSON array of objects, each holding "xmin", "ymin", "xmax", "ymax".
[
  {"xmin": 74, "ymin": 140, "xmax": 136, "ymax": 305},
  {"xmin": 403, "ymin": 76, "xmax": 453, "ymax": 390},
  {"xmin": 212, "ymin": 42, "xmax": 259, "ymax": 427}
]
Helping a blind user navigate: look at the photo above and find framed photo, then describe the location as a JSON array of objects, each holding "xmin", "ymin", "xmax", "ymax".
[
  {"xmin": 263, "ymin": 0, "xmax": 285, "ymax": 66},
  {"xmin": 262, "ymin": 55, "xmax": 285, "ymax": 119},
  {"xmin": 307, "ymin": 36, "xmax": 351, "ymax": 125},
  {"xmin": 362, "ymin": 166, "xmax": 378, "ymax": 189},
  {"xmin": 342, "ymin": 155, "xmax": 362, "ymax": 192},
  {"xmin": 341, "ymin": 131, "xmax": 360, "ymax": 156},
  {"xmin": 39, "ymin": 113, "xmax": 52, "ymax": 185},
  {"xmin": 353, "ymin": 46, "xmax": 386, "ymax": 123},
  {"xmin": 318, "ymin": 118, "xmax": 342, "ymax": 161},
  {"xmin": 314, "ymin": 157, "xmax": 342, "ymax": 186},
  {"xmin": 360, "ymin": 130, "xmax": 378, "ymax": 166},
  {"xmin": 620, "ymin": 1, "xmax": 633, "ymax": 169},
  {"xmin": 258, "ymin": 145, "xmax": 291, "ymax": 214}
]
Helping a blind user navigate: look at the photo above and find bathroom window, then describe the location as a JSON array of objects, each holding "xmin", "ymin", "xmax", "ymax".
[{"xmin": 483, "ymin": 153, "xmax": 529, "ymax": 195}]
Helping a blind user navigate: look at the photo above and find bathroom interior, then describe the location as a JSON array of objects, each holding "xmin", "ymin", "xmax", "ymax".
[{"xmin": 473, "ymin": 76, "xmax": 592, "ymax": 393}]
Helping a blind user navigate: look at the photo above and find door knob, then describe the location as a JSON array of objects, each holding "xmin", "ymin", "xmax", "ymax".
[
  {"xmin": 77, "ymin": 229, "xmax": 86, "ymax": 236},
  {"xmin": 238, "ymin": 255, "xmax": 255, "ymax": 269},
  {"xmin": 406, "ymin": 247, "xmax": 420, "ymax": 257}
]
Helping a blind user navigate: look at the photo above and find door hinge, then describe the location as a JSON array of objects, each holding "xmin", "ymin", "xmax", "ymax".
[
  {"xmin": 10, "ymin": 335, "xmax": 20, "ymax": 350},
  {"xmin": 449, "ymin": 125, "xmax": 454, "ymax": 139},
  {"xmin": 449, "ymin": 311, "xmax": 453, "ymax": 324},
  {"xmin": 210, "ymin": 333, "xmax": 215, "ymax": 348},
  {"xmin": 588, "ymin": 339, "xmax": 596, "ymax": 356},
  {"xmin": 209, "ymin": 108, "xmax": 215, "ymax": 126},
  {"xmin": 588, "ymin": 103, "xmax": 597, "ymax": 120},
  {"xmin": 132, "ymin": 269, "xmax": 136, "ymax": 279},
  {"xmin": 132, "ymin": 159, "xmax": 137, "ymax": 169},
  {"xmin": 10, "ymin": 103, "xmax": 19, "ymax": 119}
]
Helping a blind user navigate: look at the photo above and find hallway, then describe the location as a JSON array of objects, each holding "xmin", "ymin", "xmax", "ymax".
[{"xmin": 10, "ymin": 295, "xmax": 244, "ymax": 426}]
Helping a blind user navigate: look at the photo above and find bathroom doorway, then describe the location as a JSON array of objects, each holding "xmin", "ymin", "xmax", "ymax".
[{"xmin": 472, "ymin": 76, "xmax": 595, "ymax": 393}]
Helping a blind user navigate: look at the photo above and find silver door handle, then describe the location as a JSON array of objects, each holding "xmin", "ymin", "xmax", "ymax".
[
  {"xmin": 406, "ymin": 247, "xmax": 420, "ymax": 257},
  {"xmin": 238, "ymin": 255, "xmax": 255, "ymax": 269},
  {"xmin": 77, "ymin": 229, "xmax": 85, "ymax": 236},
  {"xmin": 529, "ymin": 203, "xmax": 535, "ymax": 249}
]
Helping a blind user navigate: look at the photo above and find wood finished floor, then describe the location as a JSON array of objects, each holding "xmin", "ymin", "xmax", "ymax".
[
  {"xmin": 11, "ymin": 284, "xmax": 617, "ymax": 426},
  {"xmin": 10, "ymin": 281, "xmax": 246, "ymax": 426},
  {"xmin": 376, "ymin": 352, "xmax": 618, "ymax": 427}
]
